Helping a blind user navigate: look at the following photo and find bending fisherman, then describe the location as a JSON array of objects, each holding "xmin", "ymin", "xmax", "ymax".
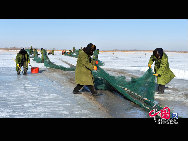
[
  {"xmin": 16, "ymin": 48, "xmax": 30, "ymax": 75},
  {"xmin": 148, "ymin": 48, "xmax": 175, "ymax": 94}
]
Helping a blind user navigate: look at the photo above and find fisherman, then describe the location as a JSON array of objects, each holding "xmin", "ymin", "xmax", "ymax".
[
  {"xmin": 148, "ymin": 48, "xmax": 175, "ymax": 94},
  {"xmin": 33, "ymin": 48, "xmax": 38, "ymax": 58},
  {"xmin": 62, "ymin": 50, "xmax": 66, "ymax": 55},
  {"xmin": 73, "ymin": 43, "xmax": 100, "ymax": 96},
  {"xmin": 52, "ymin": 49, "xmax": 54, "ymax": 55},
  {"xmin": 29, "ymin": 46, "xmax": 33, "ymax": 55},
  {"xmin": 16, "ymin": 48, "xmax": 30, "ymax": 75},
  {"xmin": 48, "ymin": 49, "xmax": 55, "ymax": 55},
  {"xmin": 73, "ymin": 47, "xmax": 76, "ymax": 53},
  {"xmin": 68, "ymin": 50, "xmax": 72, "ymax": 56},
  {"xmin": 41, "ymin": 48, "xmax": 44, "ymax": 63}
]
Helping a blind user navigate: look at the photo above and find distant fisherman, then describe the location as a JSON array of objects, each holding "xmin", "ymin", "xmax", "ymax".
[
  {"xmin": 41, "ymin": 48, "xmax": 44, "ymax": 63},
  {"xmin": 148, "ymin": 48, "xmax": 175, "ymax": 94},
  {"xmin": 29, "ymin": 46, "xmax": 33, "ymax": 55},
  {"xmin": 16, "ymin": 48, "xmax": 30, "ymax": 75}
]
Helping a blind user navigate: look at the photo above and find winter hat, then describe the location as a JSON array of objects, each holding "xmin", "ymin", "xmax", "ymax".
[
  {"xmin": 19, "ymin": 48, "xmax": 27, "ymax": 55},
  {"xmin": 83, "ymin": 43, "xmax": 96, "ymax": 56},
  {"xmin": 153, "ymin": 48, "xmax": 163, "ymax": 59}
]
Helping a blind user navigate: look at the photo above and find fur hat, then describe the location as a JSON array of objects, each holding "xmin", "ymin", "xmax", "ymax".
[{"xmin": 83, "ymin": 43, "xmax": 96, "ymax": 56}]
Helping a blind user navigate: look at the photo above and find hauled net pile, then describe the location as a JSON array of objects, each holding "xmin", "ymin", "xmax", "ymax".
[
  {"xmin": 94, "ymin": 67, "xmax": 156, "ymax": 101},
  {"xmin": 93, "ymin": 66, "xmax": 164, "ymax": 112}
]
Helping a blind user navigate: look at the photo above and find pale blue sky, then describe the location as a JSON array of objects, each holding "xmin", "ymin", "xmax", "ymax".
[{"xmin": 0, "ymin": 19, "xmax": 187, "ymax": 51}]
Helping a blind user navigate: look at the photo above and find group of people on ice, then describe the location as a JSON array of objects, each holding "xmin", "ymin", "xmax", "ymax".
[{"xmin": 15, "ymin": 43, "xmax": 175, "ymax": 95}]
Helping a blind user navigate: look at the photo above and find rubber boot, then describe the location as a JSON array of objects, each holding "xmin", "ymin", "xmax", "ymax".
[
  {"xmin": 73, "ymin": 84, "xmax": 83, "ymax": 94},
  {"xmin": 23, "ymin": 68, "xmax": 27, "ymax": 75},
  {"xmin": 88, "ymin": 85, "xmax": 102, "ymax": 96},
  {"xmin": 157, "ymin": 84, "xmax": 165, "ymax": 94},
  {"xmin": 73, "ymin": 91, "xmax": 82, "ymax": 94},
  {"xmin": 161, "ymin": 85, "xmax": 165, "ymax": 94}
]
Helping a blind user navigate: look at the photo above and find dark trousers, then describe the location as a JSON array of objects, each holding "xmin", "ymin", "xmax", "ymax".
[
  {"xmin": 17, "ymin": 62, "xmax": 27, "ymax": 75},
  {"xmin": 158, "ymin": 84, "xmax": 165, "ymax": 93},
  {"xmin": 73, "ymin": 84, "xmax": 96, "ymax": 94}
]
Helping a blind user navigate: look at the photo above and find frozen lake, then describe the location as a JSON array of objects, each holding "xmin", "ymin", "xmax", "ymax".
[
  {"xmin": 0, "ymin": 50, "xmax": 188, "ymax": 118},
  {"xmin": 49, "ymin": 51, "xmax": 188, "ymax": 117}
]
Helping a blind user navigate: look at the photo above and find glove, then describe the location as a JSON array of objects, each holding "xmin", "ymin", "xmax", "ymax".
[
  {"xmin": 93, "ymin": 66, "xmax": 97, "ymax": 71},
  {"xmin": 148, "ymin": 64, "xmax": 151, "ymax": 68},
  {"xmin": 96, "ymin": 61, "xmax": 98, "ymax": 64},
  {"xmin": 153, "ymin": 74, "xmax": 158, "ymax": 76}
]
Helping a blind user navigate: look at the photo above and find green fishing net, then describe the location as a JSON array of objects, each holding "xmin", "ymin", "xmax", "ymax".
[
  {"xmin": 31, "ymin": 48, "xmax": 167, "ymax": 113},
  {"xmin": 93, "ymin": 66, "xmax": 156, "ymax": 102},
  {"xmin": 33, "ymin": 49, "xmax": 155, "ymax": 102},
  {"xmin": 40, "ymin": 49, "xmax": 75, "ymax": 71},
  {"xmin": 92, "ymin": 66, "xmax": 161, "ymax": 112}
]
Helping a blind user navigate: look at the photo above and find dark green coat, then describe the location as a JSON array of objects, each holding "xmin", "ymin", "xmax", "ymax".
[
  {"xmin": 75, "ymin": 50, "xmax": 95, "ymax": 85},
  {"xmin": 148, "ymin": 52, "xmax": 175, "ymax": 85},
  {"xmin": 41, "ymin": 49, "xmax": 47, "ymax": 62},
  {"xmin": 34, "ymin": 49, "xmax": 38, "ymax": 57},
  {"xmin": 41, "ymin": 49, "xmax": 44, "ymax": 62},
  {"xmin": 52, "ymin": 50, "xmax": 54, "ymax": 55}
]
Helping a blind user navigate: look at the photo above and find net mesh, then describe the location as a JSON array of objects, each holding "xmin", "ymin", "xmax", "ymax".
[
  {"xmin": 93, "ymin": 66, "xmax": 163, "ymax": 112},
  {"xmin": 33, "ymin": 55, "xmax": 42, "ymax": 63},
  {"xmin": 93, "ymin": 66, "xmax": 156, "ymax": 101}
]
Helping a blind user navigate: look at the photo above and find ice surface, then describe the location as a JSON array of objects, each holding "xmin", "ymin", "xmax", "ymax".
[
  {"xmin": 0, "ymin": 51, "xmax": 110, "ymax": 118},
  {"xmin": 48, "ymin": 51, "xmax": 77, "ymax": 67},
  {"xmin": 1, "ymin": 50, "xmax": 188, "ymax": 118}
]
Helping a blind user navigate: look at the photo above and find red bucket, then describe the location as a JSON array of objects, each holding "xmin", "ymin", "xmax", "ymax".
[{"xmin": 31, "ymin": 67, "xmax": 39, "ymax": 73}]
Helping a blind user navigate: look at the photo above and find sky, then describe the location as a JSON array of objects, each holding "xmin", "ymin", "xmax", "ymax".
[{"xmin": 0, "ymin": 19, "xmax": 187, "ymax": 51}]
